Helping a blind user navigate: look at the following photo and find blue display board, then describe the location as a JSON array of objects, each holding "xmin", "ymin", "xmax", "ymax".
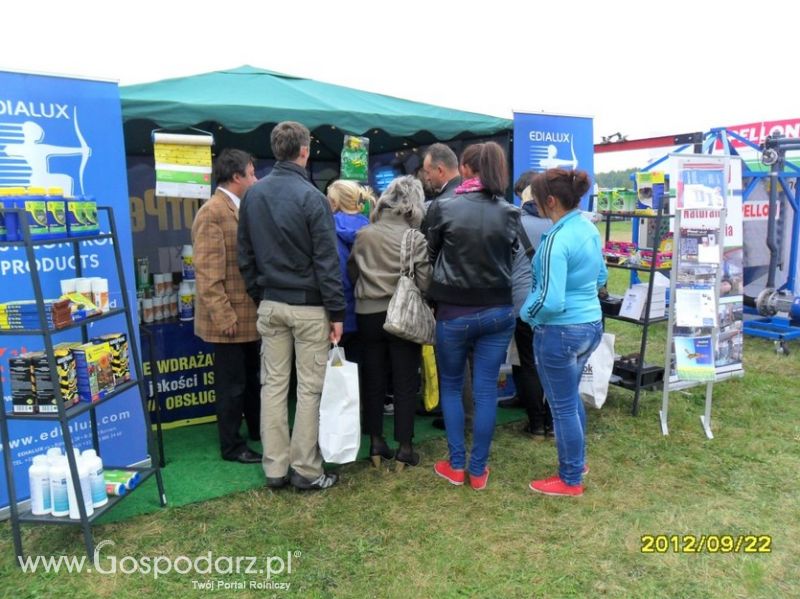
[
  {"xmin": 141, "ymin": 319, "xmax": 216, "ymax": 429},
  {"xmin": 512, "ymin": 112, "xmax": 594, "ymax": 207},
  {"xmin": 0, "ymin": 70, "xmax": 146, "ymax": 511}
]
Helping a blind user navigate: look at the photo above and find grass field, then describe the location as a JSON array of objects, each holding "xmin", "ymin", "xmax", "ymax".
[
  {"xmin": 1, "ymin": 333, "xmax": 796, "ymax": 598},
  {"xmin": 1, "ymin": 220, "xmax": 798, "ymax": 598}
]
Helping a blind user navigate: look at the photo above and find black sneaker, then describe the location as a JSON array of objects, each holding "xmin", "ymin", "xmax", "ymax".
[
  {"xmin": 265, "ymin": 475, "xmax": 289, "ymax": 489},
  {"xmin": 290, "ymin": 471, "xmax": 339, "ymax": 491},
  {"xmin": 498, "ymin": 396, "xmax": 522, "ymax": 409}
]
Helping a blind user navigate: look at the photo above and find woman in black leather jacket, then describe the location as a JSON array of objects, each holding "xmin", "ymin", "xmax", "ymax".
[{"xmin": 425, "ymin": 141, "xmax": 520, "ymax": 491}]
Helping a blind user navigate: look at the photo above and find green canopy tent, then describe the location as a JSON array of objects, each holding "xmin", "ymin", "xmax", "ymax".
[{"xmin": 120, "ymin": 65, "xmax": 512, "ymax": 161}]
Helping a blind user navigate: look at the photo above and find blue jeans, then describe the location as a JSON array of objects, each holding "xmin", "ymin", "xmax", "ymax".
[
  {"xmin": 534, "ymin": 321, "xmax": 603, "ymax": 486},
  {"xmin": 436, "ymin": 306, "xmax": 515, "ymax": 476}
]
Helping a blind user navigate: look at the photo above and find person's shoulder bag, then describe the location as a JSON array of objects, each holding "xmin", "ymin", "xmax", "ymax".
[{"xmin": 383, "ymin": 228, "xmax": 436, "ymax": 345}]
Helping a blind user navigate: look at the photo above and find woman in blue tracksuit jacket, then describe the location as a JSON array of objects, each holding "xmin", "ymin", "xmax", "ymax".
[{"xmin": 521, "ymin": 168, "xmax": 607, "ymax": 497}]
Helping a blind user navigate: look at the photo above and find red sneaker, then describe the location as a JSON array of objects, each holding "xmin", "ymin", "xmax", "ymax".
[
  {"xmin": 469, "ymin": 468, "xmax": 490, "ymax": 491},
  {"xmin": 434, "ymin": 460, "xmax": 465, "ymax": 485},
  {"xmin": 529, "ymin": 477, "xmax": 584, "ymax": 497}
]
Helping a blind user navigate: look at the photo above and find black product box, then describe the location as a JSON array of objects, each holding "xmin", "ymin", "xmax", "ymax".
[
  {"xmin": 10, "ymin": 354, "xmax": 36, "ymax": 413},
  {"xmin": 33, "ymin": 347, "xmax": 78, "ymax": 413},
  {"xmin": 613, "ymin": 357, "xmax": 664, "ymax": 387},
  {"xmin": 600, "ymin": 295, "xmax": 623, "ymax": 316}
]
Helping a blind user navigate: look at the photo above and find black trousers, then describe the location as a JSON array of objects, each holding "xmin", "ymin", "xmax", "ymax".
[
  {"xmin": 213, "ymin": 340, "xmax": 261, "ymax": 459},
  {"xmin": 357, "ymin": 312, "xmax": 421, "ymax": 445},
  {"xmin": 512, "ymin": 318, "xmax": 552, "ymax": 429},
  {"xmin": 339, "ymin": 331, "xmax": 364, "ymax": 371}
]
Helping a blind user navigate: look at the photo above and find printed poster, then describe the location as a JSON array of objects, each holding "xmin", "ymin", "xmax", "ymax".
[{"xmin": 153, "ymin": 132, "xmax": 213, "ymax": 199}]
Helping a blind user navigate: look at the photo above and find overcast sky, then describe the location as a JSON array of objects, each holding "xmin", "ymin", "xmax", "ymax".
[{"xmin": 3, "ymin": 0, "xmax": 797, "ymax": 172}]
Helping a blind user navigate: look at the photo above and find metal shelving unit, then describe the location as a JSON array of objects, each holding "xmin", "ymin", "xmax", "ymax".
[
  {"xmin": 0, "ymin": 207, "xmax": 166, "ymax": 563},
  {"xmin": 600, "ymin": 208, "xmax": 673, "ymax": 415}
]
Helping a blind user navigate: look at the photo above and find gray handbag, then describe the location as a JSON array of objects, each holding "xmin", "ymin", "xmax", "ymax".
[{"xmin": 383, "ymin": 228, "xmax": 436, "ymax": 345}]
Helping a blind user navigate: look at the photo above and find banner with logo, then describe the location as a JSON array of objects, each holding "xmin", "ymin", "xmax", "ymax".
[
  {"xmin": 512, "ymin": 112, "xmax": 594, "ymax": 207},
  {"xmin": 0, "ymin": 70, "xmax": 146, "ymax": 513}
]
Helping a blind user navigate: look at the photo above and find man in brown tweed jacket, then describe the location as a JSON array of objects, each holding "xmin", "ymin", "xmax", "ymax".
[{"xmin": 192, "ymin": 149, "xmax": 261, "ymax": 463}]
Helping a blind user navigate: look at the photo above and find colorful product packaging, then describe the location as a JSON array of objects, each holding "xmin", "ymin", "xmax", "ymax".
[
  {"xmin": 93, "ymin": 333, "xmax": 130, "ymax": 383},
  {"xmin": 72, "ymin": 341, "xmax": 116, "ymax": 403},
  {"xmin": 32, "ymin": 344, "xmax": 80, "ymax": 413}
]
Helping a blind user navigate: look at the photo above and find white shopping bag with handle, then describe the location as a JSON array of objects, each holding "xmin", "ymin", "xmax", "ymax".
[
  {"xmin": 319, "ymin": 344, "xmax": 361, "ymax": 464},
  {"xmin": 579, "ymin": 333, "xmax": 615, "ymax": 409}
]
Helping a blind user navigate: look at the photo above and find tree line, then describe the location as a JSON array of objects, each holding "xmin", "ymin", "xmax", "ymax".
[{"xmin": 595, "ymin": 168, "xmax": 637, "ymax": 190}]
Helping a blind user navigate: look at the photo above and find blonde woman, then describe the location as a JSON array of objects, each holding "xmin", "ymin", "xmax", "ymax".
[{"xmin": 327, "ymin": 180, "xmax": 374, "ymax": 362}]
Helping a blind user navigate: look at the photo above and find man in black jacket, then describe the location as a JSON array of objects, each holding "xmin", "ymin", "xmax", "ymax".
[
  {"xmin": 420, "ymin": 143, "xmax": 472, "ymax": 430},
  {"xmin": 238, "ymin": 121, "xmax": 344, "ymax": 491},
  {"xmin": 422, "ymin": 143, "xmax": 461, "ymax": 207}
]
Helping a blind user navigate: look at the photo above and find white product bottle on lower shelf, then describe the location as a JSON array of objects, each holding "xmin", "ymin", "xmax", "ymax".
[
  {"xmin": 46, "ymin": 447, "xmax": 62, "ymax": 463},
  {"xmin": 28, "ymin": 455, "xmax": 52, "ymax": 516},
  {"xmin": 49, "ymin": 457, "xmax": 70, "ymax": 518},
  {"xmin": 81, "ymin": 449, "xmax": 108, "ymax": 507},
  {"xmin": 66, "ymin": 456, "xmax": 94, "ymax": 520}
]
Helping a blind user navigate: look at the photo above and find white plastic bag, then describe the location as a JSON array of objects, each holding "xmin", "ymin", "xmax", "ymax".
[
  {"xmin": 319, "ymin": 344, "xmax": 361, "ymax": 464},
  {"xmin": 579, "ymin": 333, "xmax": 615, "ymax": 409}
]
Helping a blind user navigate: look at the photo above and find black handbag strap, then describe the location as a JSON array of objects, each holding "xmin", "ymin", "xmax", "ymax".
[
  {"xmin": 400, "ymin": 228, "xmax": 415, "ymax": 278},
  {"xmin": 516, "ymin": 221, "xmax": 535, "ymax": 259}
]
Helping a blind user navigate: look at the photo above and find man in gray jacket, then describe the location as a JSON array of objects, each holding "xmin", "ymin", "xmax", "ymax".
[{"xmin": 238, "ymin": 121, "xmax": 344, "ymax": 491}]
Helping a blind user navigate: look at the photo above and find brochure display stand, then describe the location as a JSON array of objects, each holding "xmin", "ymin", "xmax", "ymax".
[{"xmin": 659, "ymin": 156, "xmax": 733, "ymax": 439}]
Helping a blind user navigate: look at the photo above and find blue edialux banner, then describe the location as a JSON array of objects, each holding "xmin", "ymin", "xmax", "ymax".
[
  {"xmin": 512, "ymin": 112, "xmax": 594, "ymax": 208},
  {"xmin": 0, "ymin": 70, "xmax": 146, "ymax": 512}
]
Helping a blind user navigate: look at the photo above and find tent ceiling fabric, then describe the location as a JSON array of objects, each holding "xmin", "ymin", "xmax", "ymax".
[{"xmin": 120, "ymin": 65, "xmax": 511, "ymax": 159}]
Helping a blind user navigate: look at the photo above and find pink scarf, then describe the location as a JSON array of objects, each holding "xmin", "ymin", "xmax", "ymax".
[{"xmin": 455, "ymin": 177, "xmax": 484, "ymax": 194}]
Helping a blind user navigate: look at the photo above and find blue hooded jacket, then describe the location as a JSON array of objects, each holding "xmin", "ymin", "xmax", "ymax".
[{"xmin": 334, "ymin": 211, "xmax": 369, "ymax": 333}]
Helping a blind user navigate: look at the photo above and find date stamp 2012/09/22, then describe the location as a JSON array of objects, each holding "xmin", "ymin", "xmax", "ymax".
[{"xmin": 640, "ymin": 534, "xmax": 772, "ymax": 554}]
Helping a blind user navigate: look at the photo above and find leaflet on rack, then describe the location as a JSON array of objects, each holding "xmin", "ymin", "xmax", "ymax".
[
  {"xmin": 680, "ymin": 228, "xmax": 721, "ymax": 265},
  {"xmin": 674, "ymin": 336, "xmax": 715, "ymax": 381},
  {"xmin": 674, "ymin": 285, "xmax": 717, "ymax": 328}
]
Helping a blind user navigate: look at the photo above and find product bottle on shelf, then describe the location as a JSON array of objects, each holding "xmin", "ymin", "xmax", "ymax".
[
  {"xmin": 91, "ymin": 278, "xmax": 109, "ymax": 312},
  {"xmin": 179, "ymin": 281, "xmax": 194, "ymax": 321},
  {"xmin": 81, "ymin": 449, "xmax": 108, "ymax": 508},
  {"xmin": 0, "ymin": 188, "xmax": 10, "ymax": 241},
  {"xmin": 48, "ymin": 457, "xmax": 70, "ymax": 518},
  {"xmin": 1, "ymin": 187, "xmax": 26, "ymax": 241},
  {"xmin": 28, "ymin": 455, "xmax": 52, "ymax": 516},
  {"xmin": 82, "ymin": 195, "xmax": 99, "ymax": 235},
  {"xmin": 65, "ymin": 455, "xmax": 94, "ymax": 520},
  {"xmin": 181, "ymin": 244, "xmax": 195, "ymax": 280},
  {"xmin": 46, "ymin": 447, "xmax": 62, "ymax": 463},
  {"xmin": 24, "ymin": 187, "xmax": 50, "ymax": 241},
  {"xmin": 46, "ymin": 187, "xmax": 67, "ymax": 239}
]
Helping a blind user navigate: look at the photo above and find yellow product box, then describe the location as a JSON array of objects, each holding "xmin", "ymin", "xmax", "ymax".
[
  {"xmin": 93, "ymin": 333, "xmax": 130, "ymax": 383},
  {"xmin": 73, "ymin": 341, "xmax": 116, "ymax": 403}
]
